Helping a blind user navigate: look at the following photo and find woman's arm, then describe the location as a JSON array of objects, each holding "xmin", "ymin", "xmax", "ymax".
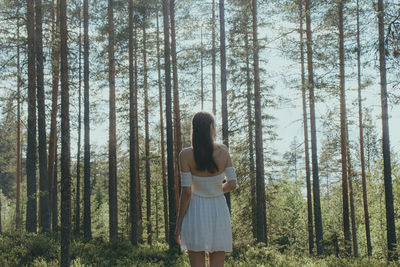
[
  {"xmin": 222, "ymin": 148, "xmax": 237, "ymax": 193},
  {"xmin": 174, "ymin": 150, "xmax": 192, "ymax": 243}
]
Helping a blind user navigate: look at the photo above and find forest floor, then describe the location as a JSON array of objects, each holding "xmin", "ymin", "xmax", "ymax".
[{"xmin": 0, "ymin": 233, "xmax": 399, "ymax": 267}]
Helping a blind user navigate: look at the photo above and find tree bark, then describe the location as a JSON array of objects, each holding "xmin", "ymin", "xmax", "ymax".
[
  {"xmin": 252, "ymin": 0, "xmax": 267, "ymax": 244},
  {"xmin": 26, "ymin": 0, "xmax": 37, "ymax": 234},
  {"xmin": 142, "ymin": 22, "xmax": 152, "ymax": 246},
  {"xmin": 60, "ymin": 0, "xmax": 71, "ymax": 264},
  {"xmin": 305, "ymin": 0, "xmax": 324, "ymax": 255},
  {"xmin": 377, "ymin": 0, "xmax": 397, "ymax": 261},
  {"xmin": 356, "ymin": 0, "xmax": 372, "ymax": 256},
  {"xmin": 170, "ymin": 0, "xmax": 182, "ymax": 211},
  {"xmin": 212, "ymin": 0, "xmax": 216, "ymax": 116},
  {"xmin": 338, "ymin": 0, "xmax": 351, "ymax": 256},
  {"xmin": 107, "ymin": 0, "xmax": 118, "ymax": 242},
  {"xmin": 49, "ymin": 0, "xmax": 60, "ymax": 232},
  {"xmin": 156, "ymin": 12, "xmax": 169, "ymax": 243},
  {"xmin": 75, "ymin": 4, "xmax": 82, "ymax": 237},
  {"xmin": 134, "ymin": 24, "xmax": 143, "ymax": 243},
  {"xmin": 299, "ymin": 0, "xmax": 314, "ymax": 255},
  {"xmin": 200, "ymin": 28, "xmax": 204, "ymax": 110},
  {"xmin": 16, "ymin": 11, "xmax": 22, "ymax": 230},
  {"xmin": 346, "ymin": 144, "xmax": 358, "ymax": 257},
  {"xmin": 83, "ymin": 0, "xmax": 92, "ymax": 241},
  {"xmin": 219, "ymin": 0, "xmax": 231, "ymax": 211},
  {"xmin": 129, "ymin": 0, "xmax": 138, "ymax": 246},
  {"xmin": 245, "ymin": 26, "xmax": 256, "ymax": 240},
  {"xmin": 162, "ymin": 0, "xmax": 178, "ymax": 250}
]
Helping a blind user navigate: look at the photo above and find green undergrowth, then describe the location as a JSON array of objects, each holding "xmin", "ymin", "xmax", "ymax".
[{"xmin": 0, "ymin": 233, "xmax": 399, "ymax": 266}]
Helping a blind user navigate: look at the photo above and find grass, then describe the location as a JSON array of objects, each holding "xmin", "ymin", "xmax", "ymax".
[{"xmin": 0, "ymin": 233, "xmax": 399, "ymax": 266}]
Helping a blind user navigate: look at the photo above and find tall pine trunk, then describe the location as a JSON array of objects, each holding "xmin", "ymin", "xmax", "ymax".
[
  {"xmin": 26, "ymin": 0, "xmax": 37, "ymax": 234},
  {"xmin": 219, "ymin": 0, "xmax": 231, "ymax": 211},
  {"xmin": 134, "ymin": 24, "xmax": 143, "ymax": 243},
  {"xmin": 107, "ymin": 0, "xmax": 118, "ymax": 242},
  {"xmin": 162, "ymin": 0, "xmax": 178, "ymax": 249},
  {"xmin": 142, "ymin": 23, "xmax": 152, "ymax": 246},
  {"xmin": 128, "ymin": 0, "xmax": 138, "ymax": 246},
  {"xmin": 49, "ymin": 0, "xmax": 60, "ymax": 231},
  {"xmin": 170, "ymin": 0, "xmax": 182, "ymax": 210},
  {"xmin": 75, "ymin": 6, "xmax": 82, "ymax": 236},
  {"xmin": 60, "ymin": 0, "xmax": 71, "ymax": 263},
  {"xmin": 305, "ymin": 0, "xmax": 323, "ymax": 255},
  {"xmin": 356, "ymin": 0, "xmax": 372, "ymax": 256},
  {"xmin": 377, "ymin": 0, "xmax": 397, "ymax": 260},
  {"xmin": 245, "ymin": 26, "xmax": 256, "ymax": 239},
  {"xmin": 16, "ymin": 11, "xmax": 22, "ymax": 230},
  {"xmin": 299, "ymin": 0, "xmax": 314, "ymax": 254},
  {"xmin": 346, "ymin": 144, "xmax": 358, "ymax": 256},
  {"xmin": 338, "ymin": 0, "xmax": 351, "ymax": 256},
  {"xmin": 211, "ymin": 0, "xmax": 216, "ymax": 116},
  {"xmin": 83, "ymin": 0, "xmax": 92, "ymax": 241},
  {"xmin": 252, "ymin": 0, "xmax": 267, "ymax": 244},
  {"xmin": 156, "ymin": 12, "xmax": 169, "ymax": 243}
]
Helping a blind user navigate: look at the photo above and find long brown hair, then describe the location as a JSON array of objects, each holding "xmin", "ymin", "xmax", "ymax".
[{"xmin": 191, "ymin": 112, "xmax": 218, "ymax": 173}]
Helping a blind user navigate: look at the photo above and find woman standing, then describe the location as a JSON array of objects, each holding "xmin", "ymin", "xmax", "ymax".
[{"xmin": 174, "ymin": 112, "xmax": 237, "ymax": 267}]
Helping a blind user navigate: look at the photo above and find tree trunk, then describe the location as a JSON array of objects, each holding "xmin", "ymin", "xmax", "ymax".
[
  {"xmin": 60, "ymin": 0, "xmax": 71, "ymax": 264},
  {"xmin": 16, "ymin": 11, "xmax": 22, "ymax": 230},
  {"xmin": 212, "ymin": 0, "xmax": 216, "ymax": 116},
  {"xmin": 346, "ymin": 143, "xmax": 358, "ymax": 256},
  {"xmin": 338, "ymin": 0, "xmax": 351, "ymax": 256},
  {"xmin": 305, "ymin": 0, "xmax": 324, "ymax": 255},
  {"xmin": 129, "ymin": 0, "xmax": 138, "ymax": 246},
  {"xmin": 356, "ymin": 0, "xmax": 372, "ymax": 256},
  {"xmin": 49, "ymin": 0, "xmax": 60, "ymax": 232},
  {"xmin": 162, "ymin": 0, "xmax": 178, "ymax": 250},
  {"xmin": 244, "ymin": 25, "xmax": 256, "ymax": 240},
  {"xmin": 83, "ymin": 0, "xmax": 92, "ymax": 241},
  {"xmin": 142, "ymin": 23, "xmax": 152, "ymax": 246},
  {"xmin": 107, "ymin": 0, "xmax": 118, "ymax": 242},
  {"xmin": 377, "ymin": 0, "xmax": 397, "ymax": 261},
  {"xmin": 134, "ymin": 24, "xmax": 143, "ymax": 244},
  {"xmin": 200, "ymin": 28, "xmax": 204, "ymax": 110},
  {"xmin": 26, "ymin": 0, "xmax": 37, "ymax": 234},
  {"xmin": 219, "ymin": 0, "xmax": 231, "ymax": 211},
  {"xmin": 75, "ymin": 5, "xmax": 82, "ymax": 237},
  {"xmin": 156, "ymin": 12, "xmax": 169, "ymax": 243},
  {"xmin": 252, "ymin": 0, "xmax": 267, "ymax": 244},
  {"xmin": 170, "ymin": 0, "xmax": 182, "ymax": 211},
  {"xmin": 299, "ymin": 0, "xmax": 314, "ymax": 255}
]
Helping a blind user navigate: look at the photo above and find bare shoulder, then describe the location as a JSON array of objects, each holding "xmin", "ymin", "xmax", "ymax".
[
  {"xmin": 215, "ymin": 143, "xmax": 229, "ymax": 153},
  {"xmin": 179, "ymin": 147, "xmax": 193, "ymax": 159}
]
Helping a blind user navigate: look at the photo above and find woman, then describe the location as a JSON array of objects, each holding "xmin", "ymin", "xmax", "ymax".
[{"xmin": 174, "ymin": 112, "xmax": 237, "ymax": 267}]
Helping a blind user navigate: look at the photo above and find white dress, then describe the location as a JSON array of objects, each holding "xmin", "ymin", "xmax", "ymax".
[{"xmin": 180, "ymin": 167, "xmax": 237, "ymax": 252}]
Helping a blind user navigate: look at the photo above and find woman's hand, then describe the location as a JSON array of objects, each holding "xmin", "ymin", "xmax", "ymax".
[{"xmin": 174, "ymin": 225, "xmax": 181, "ymax": 245}]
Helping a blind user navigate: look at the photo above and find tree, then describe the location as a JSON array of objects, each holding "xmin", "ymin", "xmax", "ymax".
[
  {"xmin": 377, "ymin": 0, "xmax": 397, "ymax": 260},
  {"xmin": 170, "ymin": 0, "xmax": 182, "ymax": 210},
  {"xmin": 356, "ymin": 0, "xmax": 372, "ymax": 256},
  {"xmin": 252, "ymin": 0, "xmax": 267, "ymax": 244},
  {"xmin": 212, "ymin": 0, "xmax": 216, "ymax": 116},
  {"xmin": 220, "ymin": 0, "xmax": 231, "ymax": 211},
  {"xmin": 83, "ymin": 0, "xmax": 92, "ymax": 241},
  {"xmin": 60, "ymin": 0, "xmax": 71, "ymax": 263},
  {"xmin": 75, "ymin": 2, "xmax": 82, "ymax": 236},
  {"xmin": 16, "ymin": 10, "xmax": 22, "ymax": 230},
  {"xmin": 162, "ymin": 0, "xmax": 178, "ymax": 249},
  {"xmin": 48, "ymin": 0, "xmax": 60, "ymax": 231},
  {"xmin": 26, "ymin": 0, "xmax": 37, "ymax": 234},
  {"xmin": 156, "ymin": 11, "xmax": 169, "ymax": 244},
  {"xmin": 108, "ymin": 0, "xmax": 118, "ymax": 242},
  {"xmin": 299, "ymin": 0, "xmax": 314, "ymax": 254},
  {"xmin": 142, "ymin": 20, "xmax": 152, "ymax": 245},
  {"xmin": 337, "ymin": 0, "xmax": 351, "ymax": 255},
  {"xmin": 129, "ymin": 0, "xmax": 138, "ymax": 246},
  {"xmin": 305, "ymin": 0, "xmax": 323, "ymax": 255}
]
